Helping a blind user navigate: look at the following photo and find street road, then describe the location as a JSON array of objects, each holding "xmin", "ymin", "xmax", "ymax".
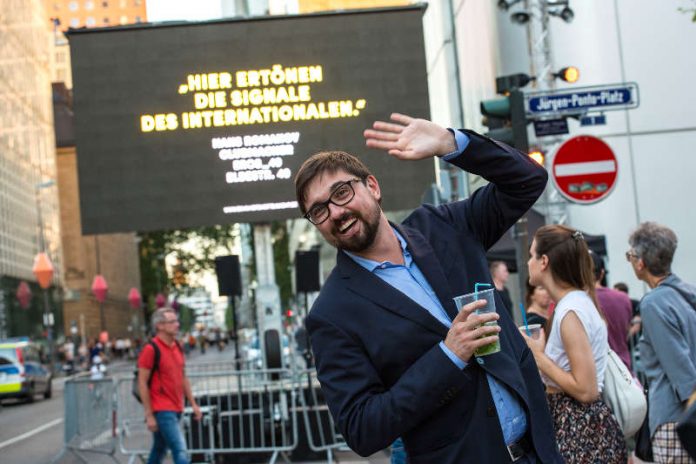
[
  {"xmin": 0, "ymin": 345, "xmax": 389, "ymax": 464},
  {"xmin": 0, "ymin": 376, "xmax": 66, "ymax": 464}
]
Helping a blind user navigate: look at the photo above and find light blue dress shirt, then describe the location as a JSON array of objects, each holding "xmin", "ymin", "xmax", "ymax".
[{"xmin": 344, "ymin": 131, "xmax": 528, "ymax": 445}]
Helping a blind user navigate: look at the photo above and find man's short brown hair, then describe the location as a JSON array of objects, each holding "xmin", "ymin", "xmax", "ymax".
[{"xmin": 294, "ymin": 151, "xmax": 373, "ymax": 214}]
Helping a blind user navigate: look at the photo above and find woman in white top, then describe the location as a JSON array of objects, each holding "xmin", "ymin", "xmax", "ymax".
[{"xmin": 522, "ymin": 225, "xmax": 626, "ymax": 463}]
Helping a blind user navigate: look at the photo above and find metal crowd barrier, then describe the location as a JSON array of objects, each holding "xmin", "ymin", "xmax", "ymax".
[
  {"xmin": 115, "ymin": 367, "xmax": 299, "ymax": 464},
  {"xmin": 296, "ymin": 369, "xmax": 348, "ymax": 464},
  {"xmin": 114, "ymin": 376, "xmax": 153, "ymax": 463},
  {"xmin": 52, "ymin": 377, "xmax": 118, "ymax": 463},
  {"xmin": 52, "ymin": 360, "xmax": 347, "ymax": 463}
]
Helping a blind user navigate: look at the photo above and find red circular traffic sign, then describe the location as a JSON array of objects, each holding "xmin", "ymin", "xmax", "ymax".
[{"xmin": 551, "ymin": 135, "xmax": 618, "ymax": 204}]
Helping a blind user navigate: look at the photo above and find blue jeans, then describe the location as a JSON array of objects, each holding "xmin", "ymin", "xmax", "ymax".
[
  {"xmin": 147, "ymin": 411, "xmax": 189, "ymax": 464},
  {"xmin": 391, "ymin": 437, "xmax": 407, "ymax": 464}
]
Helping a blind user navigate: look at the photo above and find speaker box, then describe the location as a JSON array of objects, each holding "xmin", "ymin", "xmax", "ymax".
[
  {"xmin": 295, "ymin": 250, "xmax": 320, "ymax": 293},
  {"xmin": 214, "ymin": 255, "xmax": 242, "ymax": 297}
]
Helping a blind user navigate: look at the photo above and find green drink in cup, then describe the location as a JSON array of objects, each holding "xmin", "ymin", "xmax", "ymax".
[{"xmin": 453, "ymin": 286, "xmax": 501, "ymax": 356}]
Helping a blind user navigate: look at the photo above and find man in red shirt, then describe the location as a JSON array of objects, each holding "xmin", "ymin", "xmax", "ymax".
[{"xmin": 138, "ymin": 307, "xmax": 201, "ymax": 464}]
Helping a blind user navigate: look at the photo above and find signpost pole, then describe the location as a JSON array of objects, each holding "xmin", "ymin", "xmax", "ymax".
[
  {"xmin": 252, "ymin": 224, "xmax": 283, "ymax": 369},
  {"xmin": 525, "ymin": 0, "xmax": 570, "ymax": 226}
]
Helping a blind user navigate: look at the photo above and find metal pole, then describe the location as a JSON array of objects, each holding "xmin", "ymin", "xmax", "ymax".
[
  {"xmin": 513, "ymin": 215, "xmax": 530, "ymax": 323},
  {"xmin": 303, "ymin": 291, "xmax": 313, "ymax": 369},
  {"xmin": 526, "ymin": 0, "xmax": 569, "ymax": 225},
  {"xmin": 43, "ymin": 289, "xmax": 54, "ymax": 373},
  {"xmin": 36, "ymin": 184, "xmax": 54, "ymax": 373},
  {"xmin": 230, "ymin": 295, "xmax": 240, "ymax": 370},
  {"xmin": 95, "ymin": 236, "xmax": 105, "ymax": 331}
]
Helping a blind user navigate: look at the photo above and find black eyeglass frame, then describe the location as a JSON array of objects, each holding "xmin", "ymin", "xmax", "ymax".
[
  {"xmin": 304, "ymin": 178, "xmax": 363, "ymax": 225},
  {"xmin": 625, "ymin": 250, "xmax": 639, "ymax": 262}
]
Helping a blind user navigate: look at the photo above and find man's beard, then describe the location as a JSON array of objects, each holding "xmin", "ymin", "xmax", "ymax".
[{"xmin": 328, "ymin": 203, "xmax": 381, "ymax": 253}]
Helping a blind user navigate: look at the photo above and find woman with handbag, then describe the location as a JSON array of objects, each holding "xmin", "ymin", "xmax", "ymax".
[
  {"xmin": 521, "ymin": 224, "xmax": 627, "ymax": 463},
  {"xmin": 627, "ymin": 222, "xmax": 696, "ymax": 463}
]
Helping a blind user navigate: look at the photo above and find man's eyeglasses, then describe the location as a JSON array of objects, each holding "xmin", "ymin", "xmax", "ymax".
[
  {"xmin": 304, "ymin": 178, "xmax": 362, "ymax": 225},
  {"xmin": 625, "ymin": 250, "xmax": 639, "ymax": 262},
  {"xmin": 163, "ymin": 319, "xmax": 179, "ymax": 324}
]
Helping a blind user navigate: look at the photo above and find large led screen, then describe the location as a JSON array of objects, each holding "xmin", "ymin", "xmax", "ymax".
[{"xmin": 68, "ymin": 6, "xmax": 432, "ymax": 234}]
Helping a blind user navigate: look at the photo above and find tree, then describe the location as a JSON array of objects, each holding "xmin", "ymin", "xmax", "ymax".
[
  {"xmin": 138, "ymin": 224, "xmax": 240, "ymax": 314},
  {"xmin": 272, "ymin": 221, "xmax": 292, "ymax": 310},
  {"xmin": 679, "ymin": 1, "xmax": 696, "ymax": 21}
]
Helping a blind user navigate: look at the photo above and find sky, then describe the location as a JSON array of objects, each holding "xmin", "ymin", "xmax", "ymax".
[{"xmin": 146, "ymin": 0, "xmax": 222, "ymax": 22}]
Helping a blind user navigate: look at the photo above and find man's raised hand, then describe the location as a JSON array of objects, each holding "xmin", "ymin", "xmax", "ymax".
[{"xmin": 363, "ymin": 113, "xmax": 456, "ymax": 160}]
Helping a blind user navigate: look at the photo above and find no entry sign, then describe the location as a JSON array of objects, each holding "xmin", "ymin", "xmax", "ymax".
[{"xmin": 551, "ymin": 135, "xmax": 618, "ymax": 204}]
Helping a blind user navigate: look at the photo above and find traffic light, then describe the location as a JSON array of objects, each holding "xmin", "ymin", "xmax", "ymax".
[
  {"xmin": 555, "ymin": 66, "xmax": 580, "ymax": 83},
  {"xmin": 528, "ymin": 148, "xmax": 545, "ymax": 166},
  {"xmin": 480, "ymin": 89, "xmax": 529, "ymax": 152}
]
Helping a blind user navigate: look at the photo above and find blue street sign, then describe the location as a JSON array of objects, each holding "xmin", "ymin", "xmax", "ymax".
[
  {"xmin": 580, "ymin": 114, "xmax": 607, "ymax": 126},
  {"xmin": 533, "ymin": 118, "xmax": 569, "ymax": 137},
  {"xmin": 525, "ymin": 82, "xmax": 639, "ymax": 117}
]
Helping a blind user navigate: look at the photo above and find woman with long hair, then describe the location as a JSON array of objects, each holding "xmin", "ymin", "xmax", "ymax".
[
  {"xmin": 522, "ymin": 224, "xmax": 627, "ymax": 463},
  {"xmin": 524, "ymin": 282, "xmax": 551, "ymax": 328}
]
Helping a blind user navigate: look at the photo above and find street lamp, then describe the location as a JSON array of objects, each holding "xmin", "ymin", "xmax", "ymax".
[
  {"xmin": 92, "ymin": 274, "xmax": 108, "ymax": 331},
  {"xmin": 505, "ymin": 0, "xmax": 575, "ymax": 25},
  {"xmin": 33, "ymin": 252, "xmax": 54, "ymax": 372},
  {"xmin": 34, "ymin": 179, "xmax": 56, "ymax": 371},
  {"xmin": 128, "ymin": 287, "xmax": 143, "ymax": 338},
  {"xmin": 16, "ymin": 281, "xmax": 32, "ymax": 310}
]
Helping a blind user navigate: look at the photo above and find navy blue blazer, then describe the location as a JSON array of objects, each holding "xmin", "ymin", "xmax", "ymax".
[{"xmin": 306, "ymin": 131, "xmax": 563, "ymax": 463}]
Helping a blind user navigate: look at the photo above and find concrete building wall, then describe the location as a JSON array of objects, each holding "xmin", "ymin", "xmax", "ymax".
[
  {"xmin": 0, "ymin": 0, "xmax": 62, "ymax": 284},
  {"xmin": 419, "ymin": 1, "xmax": 696, "ymax": 300},
  {"xmin": 536, "ymin": 1, "xmax": 696, "ymax": 295},
  {"xmin": 44, "ymin": 0, "xmax": 148, "ymax": 30},
  {"xmin": 56, "ymin": 146, "xmax": 142, "ymax": 341}
]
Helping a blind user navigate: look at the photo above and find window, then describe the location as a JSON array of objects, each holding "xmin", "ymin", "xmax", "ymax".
[
  {"xmin": 103, "ymin": 17, "xmax": 110, "ymax": 24},
  {"xmin": 85, "ymin": 1, "xmax": 94, "ymax": 10},
  {"xmin": 102, "ymin": 0, "xmax": 109, "ymax": 6},
  {"xmin": 135, "ymin": 15, "xmax": 142, "ymax": 23},
  {"xmin": 86, "ymin": 16, "xmax": 96, "ymax": 26},
  {"xmin": 70, "ymin": 17, "xmax": 80, "ymax": 27},
  {"xmin": 68, "ymin": 1, "xmax": 78, "ymax": 11},
  {"xmin": 120, "ymin": 15, "xmax": 128, "ymax": 24}
]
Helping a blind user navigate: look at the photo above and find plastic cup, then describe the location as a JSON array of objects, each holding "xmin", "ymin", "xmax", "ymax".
[
  {"xmin": 453, "ymin": 288, "xmax": 500, "ymax": 356},
  {"xmin": 519, "ymin": 323, "xmax": 542, "ymax": 340}
]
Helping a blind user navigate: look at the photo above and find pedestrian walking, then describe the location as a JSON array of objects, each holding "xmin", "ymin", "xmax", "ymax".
[
  {"xmin": 491, "ymin": 261, "xmax": 514, "ymax": 316},
  {"xmin": 296, "ymin": 113, "xmax": 562, "ymax": 462},
  {"xmin": 591, "ymin": 251, "xmax": 633, "ymax": 370},
  {"xmin": 138, "ymin": 307, "xmax": 202, "ymax": 464},
  {"xmin": 627, "ymin": 222, "xmax": 696, "ymax": 463},
  {"xmin": 521, "ymin": 224, "xmax": 627, "ymax": 463},
  {"xmin": 90, "ymin": 355, "xmax": 106, "ymax": 380}
]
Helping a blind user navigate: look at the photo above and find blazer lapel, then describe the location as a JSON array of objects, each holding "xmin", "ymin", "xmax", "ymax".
[
  {"xmin": 394, "ymin": 223, "xmax": 460, "ymax": 321},
  {"xmin": 337, "ymin": 252, "xmax": 449, "ymax": 337}
]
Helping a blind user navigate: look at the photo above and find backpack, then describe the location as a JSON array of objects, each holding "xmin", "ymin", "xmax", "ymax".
[{"xmin": 132, "ymin": 340, "xmax": 160, "ymax": 403}]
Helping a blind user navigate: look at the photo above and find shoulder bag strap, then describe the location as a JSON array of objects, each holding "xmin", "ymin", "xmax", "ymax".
[{"xmin": 148, "ymin": 340, "xmax": 160, "ymax": 386}]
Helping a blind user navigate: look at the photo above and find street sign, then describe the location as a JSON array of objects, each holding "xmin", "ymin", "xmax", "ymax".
[
  {"xmin": 551, "ymin": 135, "xmax": 618, "ymax": 204},
  {"xmin": 580, "ymin": 114, "xmax": 607, "ymax": 126},
  {"xmin": 533, "ymin": 118, "xmax": 569, "ymax": 137},
  {"xmin": 525, "ymin": 82, "xmax": 639, "ymax": 117}
]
